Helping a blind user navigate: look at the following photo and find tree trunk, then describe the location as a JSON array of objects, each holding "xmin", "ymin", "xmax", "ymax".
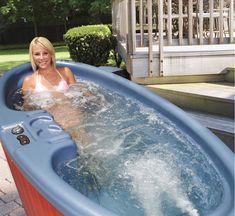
[{"xmin": 32, "ymin": 7, "xmax": 38, "ymax": 36}]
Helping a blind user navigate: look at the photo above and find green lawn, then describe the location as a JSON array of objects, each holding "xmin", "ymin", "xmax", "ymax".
[
  {"xmin": 0, "ymin": 45, "xmax": 71, "ymax": 73},
  {"xmin": 0, "ymin": 44, "xmax": 124, "ymax": 75}
]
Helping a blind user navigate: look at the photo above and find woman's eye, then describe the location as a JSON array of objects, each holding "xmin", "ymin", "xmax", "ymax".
[{"xmin": 33, "ymin": 52, "xmax": 48, "ymax": 56}]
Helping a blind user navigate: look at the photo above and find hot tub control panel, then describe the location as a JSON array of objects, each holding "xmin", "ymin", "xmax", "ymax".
[
  {"xmin": 16, "ymin": 134, "xmax": 30, "ymax": 145},
  {"xmin": 11, "ymin": 125, "xmax": 24, "ymax": 135},
  {"xmin": 11, "ymin": 125, "xmax": 30, "ymax": 145}
]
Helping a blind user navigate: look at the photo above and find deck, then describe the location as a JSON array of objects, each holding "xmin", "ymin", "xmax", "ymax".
[{"xmin": 112, "ymin": 0, "xmax": 235, "ymax": 83}]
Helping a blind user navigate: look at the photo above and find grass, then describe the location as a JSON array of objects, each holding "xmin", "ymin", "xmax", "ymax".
[
  {"xmin": 0, "ymin": 43, "xmax": 124, "ymax": 74},
  {"xmin": 0, "ymin": 44, "xmax": 71, "ymax": 73}
]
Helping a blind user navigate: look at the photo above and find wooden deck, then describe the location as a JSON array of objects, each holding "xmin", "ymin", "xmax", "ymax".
[{"xmin": 112, "ymin": 0, "xmax": 235, "ymax": 82}]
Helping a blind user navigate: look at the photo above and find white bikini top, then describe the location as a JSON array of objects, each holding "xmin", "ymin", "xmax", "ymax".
[{"xmin": 34, "ymin": 70, "xmax": 69, "ymax": 93}]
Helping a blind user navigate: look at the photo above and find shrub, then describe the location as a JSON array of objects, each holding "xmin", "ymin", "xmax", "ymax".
[{"xmin": 64, "ymin": 24, "xmax": 113, "ymax": 66}]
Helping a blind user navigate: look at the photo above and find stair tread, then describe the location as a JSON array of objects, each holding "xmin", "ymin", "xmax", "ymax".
[
  {"xmin": 148, "ymin": 82, "xmax": 235, "ymax": 102},
  {"xmin": 187, "ymin": 110, "xmax": 234, "ymax": 134}
]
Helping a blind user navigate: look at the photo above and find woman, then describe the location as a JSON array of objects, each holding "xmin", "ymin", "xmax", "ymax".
[
  {"xmin": 22, "ymin": 37, "xmax": 102, "ymax": 194},
  {"xmin": 22, "ymin": 36, "xmax": 76, "ymax": 94},
  {"xmin": 22, "ymin": 37, "xmax": 87, "ymax": 145}
]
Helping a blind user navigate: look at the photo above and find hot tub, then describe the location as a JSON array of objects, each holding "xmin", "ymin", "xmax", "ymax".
[{"xmin": 0, "ymin": 61, "xmax": 234, "ymax": 216}]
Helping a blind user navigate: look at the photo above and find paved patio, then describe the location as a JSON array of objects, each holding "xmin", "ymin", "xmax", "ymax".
[{"xmin": 0, "ymin": 144, "xmax": 25, "ymax": 216}]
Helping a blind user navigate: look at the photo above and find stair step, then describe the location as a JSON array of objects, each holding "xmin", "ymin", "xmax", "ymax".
[
  {"xmin": 147, "ymin": 82, "xmax": 234, "ymax": 118},
  {"xmin": 186, "ymin": 110, "xmax": 234, "ymax": 152}
]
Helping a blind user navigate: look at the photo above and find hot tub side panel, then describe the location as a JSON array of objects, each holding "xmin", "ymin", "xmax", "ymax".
[{"xmin": 3, "ymin": 146, "xmax": 63, "ymax": 216}]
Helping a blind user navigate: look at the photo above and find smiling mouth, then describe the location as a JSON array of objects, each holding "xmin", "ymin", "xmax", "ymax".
[{"xmin": 38, "ymin": 61, "xmax": 48, "ymax": 65}]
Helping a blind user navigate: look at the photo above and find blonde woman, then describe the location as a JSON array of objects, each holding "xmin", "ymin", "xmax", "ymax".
[
  {"xmin": 22, "ymin": 36, "xmax": 76, "ymax": 94},
  {"xmin": 22, "ymin": 37, "xmax": 86, "ymax": 144}
]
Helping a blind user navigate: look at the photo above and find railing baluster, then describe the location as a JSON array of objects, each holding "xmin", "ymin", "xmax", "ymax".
[
  {"xmin": 199, "ymin": 0, "xmax": 203, "ymax": 45},
  {"xmin": 167, "ymin": 0, "xmax": 172, "ymax": 45},
  {"xmin": 188, "ymin": 0, "xmax": 193, "ymax": 45},
  {"xmin": 140, "ymin": 0, "xmax": 144, "ymax": 46},
  {"xmin": 219, "ymin": 0, "xmax": 224, "ymax": 44},
  {"xmin": 209, "ymin": 0, "xmax": 214, "ymax": 44},
  {"xmin": 147, "ymin": 0, "xmax": 153, "ymax": 76},
  {"xmin": 158, "ymin": 0, "xmax": 164, "ymax": 76},
  {"xmin": 229, "ymin": 0, "xmax": 234, "ymax": 43},
  {"xmin": 179, "ymin": 0, "xmax": 183, "ymax": 45}
]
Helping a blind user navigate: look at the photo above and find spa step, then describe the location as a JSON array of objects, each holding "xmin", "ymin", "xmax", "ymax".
[
  {"xmin": 146, "ymin": 82, "xmax": 235, "ymax": 118},
  {"xmin": 186, "ymin": 110, "xmax": 234, "ymax": 152}
]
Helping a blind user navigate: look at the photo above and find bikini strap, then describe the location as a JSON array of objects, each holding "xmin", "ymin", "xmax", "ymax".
[
  {"xmin": 35, "ymin": 70, "xmax": 40, "ymax": 85},
  {"xmin": 56, "ymin": 69, "xmax": 65, "ymax": 80}
]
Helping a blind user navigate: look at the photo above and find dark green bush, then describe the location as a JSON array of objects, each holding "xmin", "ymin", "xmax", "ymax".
[{"xmin": 64, "ymin": 25, "xmax": 113, "ymax": 66}]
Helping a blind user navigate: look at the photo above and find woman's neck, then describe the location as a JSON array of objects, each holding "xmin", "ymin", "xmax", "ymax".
[{"xmin": 38, "ymin": 66, "xmax": 55, "ymax": 76}]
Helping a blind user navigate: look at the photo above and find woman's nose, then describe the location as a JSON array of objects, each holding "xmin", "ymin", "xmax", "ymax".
[{"xmin": 39, "ymin": 53, "xmax": 44, "ymax": 59}]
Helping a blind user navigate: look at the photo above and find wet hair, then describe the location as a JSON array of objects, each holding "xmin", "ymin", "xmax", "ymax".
[{"xmin": 29, "ymin": 37, "xmax": 56, "ymax": 71}]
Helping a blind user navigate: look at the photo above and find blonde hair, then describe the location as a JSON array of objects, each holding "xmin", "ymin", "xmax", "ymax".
[{"xmin": 29, "ymin": 37, "xmax": 56, "ymax": 71}]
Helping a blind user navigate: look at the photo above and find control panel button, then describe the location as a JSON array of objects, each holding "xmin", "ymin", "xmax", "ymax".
[
  {"xmin": 17, "ymin": 135, "xmax": 30, "ymax": 145},
  {"xmin": 11, "ymin": 125, "xmax": 24, "ymax": 135}
]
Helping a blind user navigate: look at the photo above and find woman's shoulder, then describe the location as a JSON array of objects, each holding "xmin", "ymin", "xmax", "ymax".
[
  {"xmin": 58, "ymin": 66, "xmax": 73, "ymax": 75},
  {"xmin": 22, "ymin": 72, "xmax": 36, "ymax": 92},
  {"xmin": 57, "ymin": 66, "xmax": 76, "ymax": 84},
  {"xmin": 23, "ymin": 72, "xmax": 37, "ymax": 83}
]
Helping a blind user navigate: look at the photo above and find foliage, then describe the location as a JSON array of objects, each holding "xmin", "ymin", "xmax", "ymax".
[
  {"xmin": 0, "ymin": 0, "xmax": 16, "ymax": 34},
  {"xmin": 13, "ymin": 0, "xmax": 70, "ymax": 36},
  {"xmin": 68, "ymin": 0, "xmax": 111, "ymax": 24},
  {"xmin": 0, "ymin": 0, "xmax": 111, "ymax": 38},
  {"xmin": 64, "ymin": 25, "xmax": 113, "ymax": 66}
]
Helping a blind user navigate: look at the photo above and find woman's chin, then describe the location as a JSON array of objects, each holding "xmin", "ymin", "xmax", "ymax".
[{"xmin": 37, "ymin": 63, "xmax": 50, "ymax": 69}]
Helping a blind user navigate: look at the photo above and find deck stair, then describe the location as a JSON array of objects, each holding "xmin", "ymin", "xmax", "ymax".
[
  {"xmin": 187, "ymin": 110, "xmax": 234, "ymax": 152},
  {"xmin": 146, "ymin": 71, "xmax": 234, "ymax": 152},
  {"xmin": 147, "ymin": 82, "xmax": 234, "ymax": 118}
]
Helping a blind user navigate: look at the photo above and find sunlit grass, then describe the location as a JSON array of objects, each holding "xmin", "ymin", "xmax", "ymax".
[
  {"xmin": 0, "ymin": 44, "xmax": 71, "ymax": 73},
  {"xmin": 0, "ymin": 44, "xmax": 123, "ymax": 74}
]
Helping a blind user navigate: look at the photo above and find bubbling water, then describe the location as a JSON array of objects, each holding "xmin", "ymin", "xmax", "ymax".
[{"xmin": 15, "ymin": 80, "xmax": 224, "ymax": 216}]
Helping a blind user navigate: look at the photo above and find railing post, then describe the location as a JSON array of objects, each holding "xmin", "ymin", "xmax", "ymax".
[
  {"xmin": 158, "ymin": 0, "xmax": 164, "ymax": 76},
  {"xmin": 147, "ymin": 0, "xmax": 153, "ymax": 77},
  {"xmin": 127, "ymin": 0, "xmax": 136, "ymax": 54}
]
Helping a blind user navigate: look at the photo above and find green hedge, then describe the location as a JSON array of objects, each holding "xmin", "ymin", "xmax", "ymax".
[{"xmin": 64, "ymin": 25, "xmax": 113, "ymax": 66}]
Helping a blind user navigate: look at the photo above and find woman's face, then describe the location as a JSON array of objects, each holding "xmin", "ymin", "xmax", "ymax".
[{"xmin": 32, "ymin": 44, "xmax": 52, "ymax": 69}]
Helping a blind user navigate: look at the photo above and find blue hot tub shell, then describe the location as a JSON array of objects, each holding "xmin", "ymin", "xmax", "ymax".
[{"xmin": 0, "ymin": 61, "xmax": 234, "ymax": 216}]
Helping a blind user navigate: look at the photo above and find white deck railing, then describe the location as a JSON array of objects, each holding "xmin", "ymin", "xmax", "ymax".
[{"xmin": 112, "ymin": 0, "xmax": 234, "ymax": 77}]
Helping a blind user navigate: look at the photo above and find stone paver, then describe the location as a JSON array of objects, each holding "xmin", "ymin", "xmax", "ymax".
[{"xmin": 0, "ymin": 144, "xmax": 26, "ymax": 216}]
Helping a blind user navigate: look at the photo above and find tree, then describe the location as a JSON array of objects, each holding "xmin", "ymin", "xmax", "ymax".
[
  {"xmin": 0, "ymin": 0, "xmax": 17, "ymax": 34},
  {"xmin": 13, "ymin": 0, "xmax": 70, "ymax": 36},
  {"xmin": 68, "ymin": 0, "xmax": 111, "ymax": 24},
  {"xmin": 0, "ymin": 0, "xmax": 112, "ymax": 41}
]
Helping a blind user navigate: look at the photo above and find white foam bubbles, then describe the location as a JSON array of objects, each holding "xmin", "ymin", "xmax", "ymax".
[{"xmin": 124, "ymin": 147, "xmax": 199, "ymax": 216}]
